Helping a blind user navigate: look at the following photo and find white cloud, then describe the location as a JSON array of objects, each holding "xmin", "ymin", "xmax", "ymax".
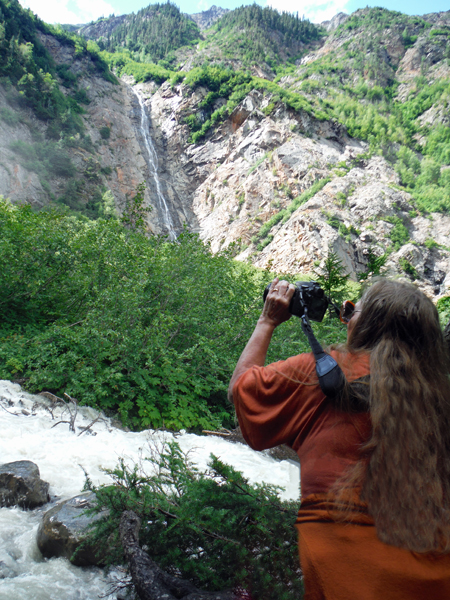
[
  {"xmin": 196, "ymin": 0, "xmax": 210, "ymax": 12},
  {"xmin": 266, "ymin": 0, "xmax": 350, "ymax": 23},
  {"xmin": 19, "ymin": 0, "xmax": 116, "ymax": 25}
]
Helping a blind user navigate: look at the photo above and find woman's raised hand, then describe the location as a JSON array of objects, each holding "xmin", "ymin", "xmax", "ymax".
[{"xmin": 260, "ymin": 277, "xmax": 295, "ymax": 328}]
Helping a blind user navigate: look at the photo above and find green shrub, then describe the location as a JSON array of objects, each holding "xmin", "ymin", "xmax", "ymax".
[
  {"xmin": 0, "ymin": 199, "xmax": 347, "ymax": 430},
  {"xmin": 0, "ymin": 107, "xmax": 20, "ymax": 126},
  {"xmin": 389, "ymin": 220, "xmax": 410, "ymax": 249},
  {"xmin": 99, "ymin": 126, "xmax": 111, "ymax": 140},
  {"xmin": 437, "ymin": 296, "xmax": 450, "ymax": 328},
  {"xmin": 399, "ymin": 257, "xmax": 418, "ymax": 279},
  {"xmin": 85, "ymin": 440, "xmax": 303, "ymax": 599}
]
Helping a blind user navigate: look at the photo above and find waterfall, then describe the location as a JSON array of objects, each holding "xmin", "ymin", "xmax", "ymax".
[
  {"xmin": 132, "ymin": 88, "xmax": 177, "ymax": 241},
  {"xmin": 0, "ymin": 380, "xmax": 300, "ymax": 600}
]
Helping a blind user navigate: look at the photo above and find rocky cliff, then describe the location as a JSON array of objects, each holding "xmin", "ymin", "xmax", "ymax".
[
  {"xmin": 1, "ymin": 5, "xmax": 450, "ymax": 297},
  {"xmin": 141, "ymin": 78, "xmax": 450, "ymax": 296},
  {"xmin": 188, "ymin": 5, "xmax": 229, "ymax": 30}
]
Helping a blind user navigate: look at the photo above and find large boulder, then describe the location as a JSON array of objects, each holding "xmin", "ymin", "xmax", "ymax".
[
  {"xmin": 0, "ymin": 460, "xmax": 50, "ymax": 509},
  {"xmin": 37, "ymin": 491, "xmax": 108, "ymax": 566}
]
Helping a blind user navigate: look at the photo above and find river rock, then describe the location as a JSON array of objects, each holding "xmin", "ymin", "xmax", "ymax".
[
  {"xmin": 0, "ymin": 460, "xmax": 50, "ymax": 509},
  {"xmin": 37, "ymin": 491, "xmax": 108, "ymax": 566}
]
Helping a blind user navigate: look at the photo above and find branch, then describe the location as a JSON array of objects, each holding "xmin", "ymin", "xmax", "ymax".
[
  {"xmin": 119, "ymin": 510, "xmax": 238, "ymax": 600},
  {"xmin": 77, "ymin": 414, "xmax": 102, "ymax": 436}
]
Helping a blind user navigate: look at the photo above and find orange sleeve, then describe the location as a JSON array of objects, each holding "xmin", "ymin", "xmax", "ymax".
[{"xmin": 232, "ymin": 353, "xmax": 326, "ymax": 451}]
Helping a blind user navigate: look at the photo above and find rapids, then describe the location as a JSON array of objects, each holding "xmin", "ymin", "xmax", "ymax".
[{"xmin": 0, "ymin": 380, "xmax": 300, "ymax": 599}]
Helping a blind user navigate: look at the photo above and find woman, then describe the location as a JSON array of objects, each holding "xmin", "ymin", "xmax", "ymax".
[{"xmin": 229, "ymin": 278, "xmax": 450, "ymax": 599}]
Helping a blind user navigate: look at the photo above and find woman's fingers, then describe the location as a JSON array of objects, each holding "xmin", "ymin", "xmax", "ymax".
[
  {"xmin": 262, "ymin": 280, "xmax": 295, "ymax": 326},
  {"xmin": 269, "ymin": 279, "xmax": 294, "ymax": 298}
]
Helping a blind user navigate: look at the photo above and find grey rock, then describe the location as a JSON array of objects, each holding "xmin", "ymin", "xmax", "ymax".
[
  {"xmin": 188, "ymin": 5, "xmax": 229, "ymax": 30},
  {"xmin": 321, "ymin": 12, "xmax": 349, "ymax": 32},
  {"xmin": 0, "ymin": 460, "xmax": 50, "ymax": 509},
  {"xmin": 37, "ymin": 491, "xmax": 108, "ymax": 566}
]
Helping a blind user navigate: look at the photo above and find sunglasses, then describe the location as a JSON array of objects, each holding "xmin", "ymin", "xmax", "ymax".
[{"xmin": 340, "ymin": 300, "xmax": 359, "ymax": 324}]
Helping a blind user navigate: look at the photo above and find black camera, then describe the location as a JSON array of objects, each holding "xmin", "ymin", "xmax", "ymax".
[{"xmin": 263, "ymin": 281, "xmax": 328, "ymax": 322}]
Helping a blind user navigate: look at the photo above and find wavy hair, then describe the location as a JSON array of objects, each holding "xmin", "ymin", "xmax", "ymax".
[{"xmin": 337, "ymin": 279, "xmax": 450, "ymax": 552}]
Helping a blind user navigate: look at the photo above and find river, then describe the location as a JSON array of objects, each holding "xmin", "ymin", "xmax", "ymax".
[{"xmin": 0, "ymin": 380, "xmax": 300, "ymax": 600}]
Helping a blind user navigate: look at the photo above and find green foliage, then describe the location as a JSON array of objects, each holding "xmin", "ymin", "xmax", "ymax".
[
  {"xmin": 0, "ymin": 199, "xmax": 273, "ymax": 430},
  {"xmin": 0, "ymin": 199, "xmax": 350, "ymax": 430},
  {"xmin": 99, "ymin": 125, "xmax": 110, "ymax": 139},
  {"xmin": 89, "ymin": 3, "xmax": 200, "ymax": 63},
  {"xmin": 313, "ymin": 250, "xmax": 350, "ymax": 306},
  {"xmin": 424, "ymin": 237, "xmax": 439, "ymax": 249},
  {"xmin": 357, "ymin": 248, "xmax": 388, "ymax": 281},
  {"xmin": 437, "ymin": 296, "xmax": 450, "ymax": 328},
  {"xmin": 399, "ymin": 257, "xmax": 418, "ymax": 279},
  {"xmin": 102, "ymin": 50, "xmax": 174, "ymax": 84},
  {"xmin": 338, "ymin": 7, "xmax": 430, "ymax": 37},
  {"xmin": 85, "ymin": 441, "xmax": 303, "ymax": 599},
  {"xmin": 121, "ymin": 181, "xmax": 151, "ymax": 232},
  {"xmin": 180, "ymin": 63, "xmax": 321, "ymax": 144},
  {"xmin": 324, "ymin": 77, "xmax": 450, "ymax": 214},
  {"xmin": 383, "ymin": 216, "xmax": 410, "ymax": 250},
  {"xmin": 253, "ymin": 178, "xmax": 331, "ymax": 247},
  {"xmin": 0, "ymin": 0, "xmax": 114, "ymax": 130},
  {"xmin": 211, "ymin": 4, "xmax": 319, "ymax": 72}
]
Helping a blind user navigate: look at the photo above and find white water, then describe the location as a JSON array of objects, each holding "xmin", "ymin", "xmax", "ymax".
[
  {"xmin": 0, "ymin": 381, "xmax": 300, "ymax": 600},
  {"xmin": 133, "ymin": 89, "xmax": 176, "ymax": 240}
]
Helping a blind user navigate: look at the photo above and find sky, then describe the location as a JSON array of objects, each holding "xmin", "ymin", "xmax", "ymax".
[{"xmin": 18, "ymin": 0, "xmax": 450, "ymax": 27}]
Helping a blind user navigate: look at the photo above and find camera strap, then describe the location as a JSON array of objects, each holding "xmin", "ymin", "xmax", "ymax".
[{"xmin": 300, "ymin": 311, "xmax": 346, "ymax": 399}]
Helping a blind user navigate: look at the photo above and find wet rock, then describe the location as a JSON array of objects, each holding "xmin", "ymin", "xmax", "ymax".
[
  {"xmin": 37, "ymin": 491, "xmax": 108, "ymax": 566},
  {"xmin": 0, "ymin": 460, "xmax": 50, "ymax": 509}
]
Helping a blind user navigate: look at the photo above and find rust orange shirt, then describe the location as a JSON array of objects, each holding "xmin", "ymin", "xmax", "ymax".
[{"xmin": 233, "ymin": 350, "xmax": 371, "ymax": 497}]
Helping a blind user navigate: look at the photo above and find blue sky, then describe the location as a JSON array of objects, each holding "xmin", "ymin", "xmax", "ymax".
[{"xmin": 18, "ymin": 0, "xmax": 450, "ymax": 27}]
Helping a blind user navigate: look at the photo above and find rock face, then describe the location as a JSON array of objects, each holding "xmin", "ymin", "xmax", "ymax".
[
  {"xmin": 0, "ymin": 460, "xmax": 50, "ymax": 509},
  {"xmin": 141, "ymin": 80, "xmax": 450, "ymax": 296},
  {"xmin": 77, "ymin": 14, "xmax": 130, "ymax": 39},
  {"xmin": 188, "ymin": 5, "xmax": 229, "ymax": 30},
  {"xmin": 37, "ymin": 491, "xmax": 107, "ymax": 566},
  {"xmin": 2, "ymin": 8, "xmax": 450, "ymax": 297}
]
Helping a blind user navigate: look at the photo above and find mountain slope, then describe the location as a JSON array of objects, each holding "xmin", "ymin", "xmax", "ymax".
[
  {"xmin": 1, "ymin": 2, "xmax": 450, "ymax": 295},
  {"xmin": 79, "ymin": 3, "xmax": 200, "ymax": 65}
]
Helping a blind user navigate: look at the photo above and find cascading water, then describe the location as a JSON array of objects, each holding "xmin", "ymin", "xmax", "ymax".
[
  {"xmin": 0, "ymin": 380, "xmax": 300, "ymax": 600},
  {"xmin": 133, "ymin": 89, "xmax": 177, "ymax": 241}
]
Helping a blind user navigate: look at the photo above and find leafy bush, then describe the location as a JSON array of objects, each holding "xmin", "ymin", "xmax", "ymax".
[
  {"xmin": 399, "ymin": 257, "xmax": 418, "ymax": 279},
  {"xmin": 0, "ymin": 200, "xmax": 347, "ymax": 430},
  {"xmin": 437, "ymin": 296, "xmax": 450, "ymax": 328},
  {"xmin": 0, "ymin": 200, "xmax": 259, "ymax": 429},
  {"xmin": 85, "ymin": 440, "xmax": 303, "ymax": 599},
  {"xmin": 99, "ymin": 126, "xmax": 111, "ymax": 139},
  {"xmin": 103, "ymin": 52, "xmax": 174, "ymax": 84},
  {"xmin": 386, "ymin": 217, "xmax": 410, "ymax": 249},
  {"xmin": 0, "ymin": 106, "xmax": 20, "ymax": 125}
]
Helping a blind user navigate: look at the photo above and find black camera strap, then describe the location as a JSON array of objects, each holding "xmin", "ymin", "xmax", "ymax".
[{"xmin": 300, "ymin": 309, "xmax": 346, "ymax": 399}]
